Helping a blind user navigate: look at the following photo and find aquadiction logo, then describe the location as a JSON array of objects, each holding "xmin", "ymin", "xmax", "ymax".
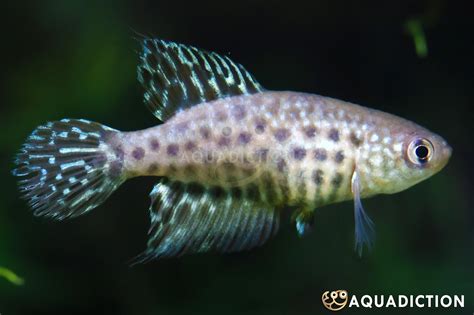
[
  {"xmin": 322, "ymin": 290, "xmax": 349, "ymax": 311},
  {"xmin": 322, "ymin": 290, "xmax": 464, "ymax": 311}
]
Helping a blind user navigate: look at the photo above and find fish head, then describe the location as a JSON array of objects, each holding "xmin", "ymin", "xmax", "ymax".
[
  {"xmin": 361, "ymin": 116, "xmax": 452, "ymax": 195},
  {"xmin": 401, "ymin": 126, "xmax": 451, "ymax": 180}
]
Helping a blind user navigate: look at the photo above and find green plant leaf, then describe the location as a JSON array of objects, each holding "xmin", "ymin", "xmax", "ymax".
[{"xmin": 0, "ymin": 266, "xmax": 24, "ymax": 286}]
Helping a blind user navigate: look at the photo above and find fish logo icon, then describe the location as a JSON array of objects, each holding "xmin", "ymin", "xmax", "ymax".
[{"xmin": 322, "ymin": 290, "xmax": 348, "ymax": 311}]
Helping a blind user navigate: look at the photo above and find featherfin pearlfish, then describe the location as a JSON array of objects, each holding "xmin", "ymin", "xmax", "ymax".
[{"xmin": 13, "ymin": 37, "xmax": 451, "ymax": 262}]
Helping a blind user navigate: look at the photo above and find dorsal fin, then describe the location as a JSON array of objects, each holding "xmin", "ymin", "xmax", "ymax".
[
  {"xmin": 132, "ymin": 179, "xmax": 279, "ymax": 263},
  {"xmin": 137, "ymin": 38, "xmax": 264, "ymax": 121}
]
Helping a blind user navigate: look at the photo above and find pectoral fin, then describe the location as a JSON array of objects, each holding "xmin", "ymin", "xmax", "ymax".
[
  {"xmin": 132, "ymin": 179, "xmax": 279, "ymax": 263},
  {"xmin": 351, "ymin": 170, "xmax": 375, "ymax": 256}
]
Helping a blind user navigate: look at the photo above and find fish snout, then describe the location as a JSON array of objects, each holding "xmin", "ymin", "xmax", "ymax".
[{"xmin": 437, "ymin": 139, "xmax": 452, "ymax": 170}]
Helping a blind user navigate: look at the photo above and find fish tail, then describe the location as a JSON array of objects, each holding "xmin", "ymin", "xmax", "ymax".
[{"xmin": 12, "ymin": 119, "xmax": 126, "ymax": 220}]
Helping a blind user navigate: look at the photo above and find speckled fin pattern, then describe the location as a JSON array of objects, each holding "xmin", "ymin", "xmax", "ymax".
[
  {"xmin": 137, "ymin": 38, "xmax": 264, "ymax": 121},
  {"xmin": 12, "ymin": 119, "xmax": 125, "ymax": 219},
  {"xmin": 132, "ymin": 179, "xmax": 279, "ymax": 262}
]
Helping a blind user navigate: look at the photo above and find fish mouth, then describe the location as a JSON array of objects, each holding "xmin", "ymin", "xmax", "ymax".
[
  {"xmin": 436, "ymin": 140, "xmax": 452, "ymax": 172},
  {"xmin": 443, "ymin": 144, "xmax": 452, "ymax": 166},
  {"xmin": 445, "ymin": 143, "xmax": 453, "ymax": 158}
]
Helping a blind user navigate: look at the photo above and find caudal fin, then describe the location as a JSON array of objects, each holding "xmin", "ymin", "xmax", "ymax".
[{"xmin": 13, "ymin": 119, "xmax": 126, "ymax": 220}]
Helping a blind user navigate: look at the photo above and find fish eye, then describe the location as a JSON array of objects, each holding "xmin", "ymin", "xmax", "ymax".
[
  {"xmin": 339, "ymin": 291, "xmax": 347, "ymax": 299},
  {"xmin": 408, "ymin": 138, "xmax": 433, "ymax": 166},
  {"xmin": 415, "ymin": 145, "xmax": 429, "ymax": 160}
]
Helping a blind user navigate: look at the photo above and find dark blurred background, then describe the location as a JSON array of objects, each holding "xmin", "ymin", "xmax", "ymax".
[{"xmin": 1, "ymin": 0, "xmax": 473, "ymax": 314}]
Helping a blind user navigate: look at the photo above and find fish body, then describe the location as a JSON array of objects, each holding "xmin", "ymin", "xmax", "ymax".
[
  {"xmin": 117, "ymin": 91, "xmax": 448, "ymax": 206},
  {"xmin": 13, "ymin": 38, "xmax": 451, "ymax": 261}
]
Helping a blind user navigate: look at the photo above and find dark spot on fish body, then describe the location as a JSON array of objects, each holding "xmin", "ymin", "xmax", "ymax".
[
  {"xmin": 314, "ymin": 148, "xmax": 327, "ymax": 161},
  {"xmin": 277, "ymin": 158, "xmax": 288, "ymax": 173},
  {"xmin": 218, "ymin": 137, "xmax": 231, "ymax": 147},
  {"xmin": 238, "ymin": 132, "xmax": 252, "ymax": 145},
  {"xmin": 322, "ymin": 109, "xmax": 332, "ymax": 119},
  {"xmin": 312, "ymin": 169, "xmax": 324, "ymax": 185},
  {"xmin": 292, "ymin": 147, "xmax": 307, "ymax": 160},
  {"xmin": 329, "ymin": 128, "xmax": 340, "ymax": 142},
  {"xmin": 175, "ymin": 122, "xmax": 189, "ymax": 133},
  {"xmin": 185, "ymin": 141, "xmax": 196, "ymax": 151},
  {"xmin": 331, "ymin": 173, "xmax": 343, "ymax": 189},
  {"xmin": 255, "ymin": 148, "xmax": 269, "ymax": 162},
  {"xmin": 232, "ymin": 105, "xmax": 247, "ymax": 120},
  {"xmin": 289, "ymin": 110, "xmax": 299, "ymax": 120},
  {"xmin": 274, "ymin": 128, "xmax": 290, "ymax": 142},
  {"xmin": 167, "ymin": 144, "xmax": 179, "ymax": 156},
  {"xmin": 255, "ymin": 118, "xmax": 266, "ymax": 134},
  {"xmin": 296, "ymin": 171, "xmax": 307, "ymax": 201},
  {"xmin": 132, "ymin": 147, "xmax": 145, "ymax": 160},
  {"xmin": 148, "ymin": 163, "xmax": 159, "ymax": 173},
  {"xmin": 183, "ymin": 165, "xmax": 196, "ymax": 177},
  {"xmin": 200, "ymin": 127, "xmax": 211, "ymax": 140},
  {"xmin": 109, "ymin": 160, "xmax": 123, "ymax": 178},
  {"xmin": 215, "ymin": 110, "xmax": 228, "ymax": 121},
  {"xmin": 113, "ymin": 145, "xmax": 125, "ymax": 160},
  {"xmin": 267, "ymin": 99, "xmax": 280, "ymax": 116},
  {"xmin": 327, "ymin": 173, "xmax": 344, "ymax": 203},
  {"xmin": 150, "ymin": 139, "xmax": 160, "ymax": 151},
  {"xmin": 168, "ymin": 164, "xmax": 178, "ymax": 174},
  {"xmin": 204, "ymin": 152, "xmax": 215, "ymax": 164},
  {"xmin": 350, "ymin": 132, "xmax": 362, "ymax": 147},
  {"xmin": 335, "ymin": 150, "xmax": 345, "ymax": 163},
  {"xmin": 304, "ymin": 126, "xmax": 317, "ymax": 138}
]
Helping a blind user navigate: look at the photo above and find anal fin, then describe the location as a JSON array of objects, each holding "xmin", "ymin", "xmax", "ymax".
[{"xmin": 134, "ymin": 179, "xmax": 279, "ymax": 263}]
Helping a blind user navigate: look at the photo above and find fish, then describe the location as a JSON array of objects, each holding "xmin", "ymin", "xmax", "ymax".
[{"xmin": 12, "ymin": 38, "xmax": 452, "ymax": 262}]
